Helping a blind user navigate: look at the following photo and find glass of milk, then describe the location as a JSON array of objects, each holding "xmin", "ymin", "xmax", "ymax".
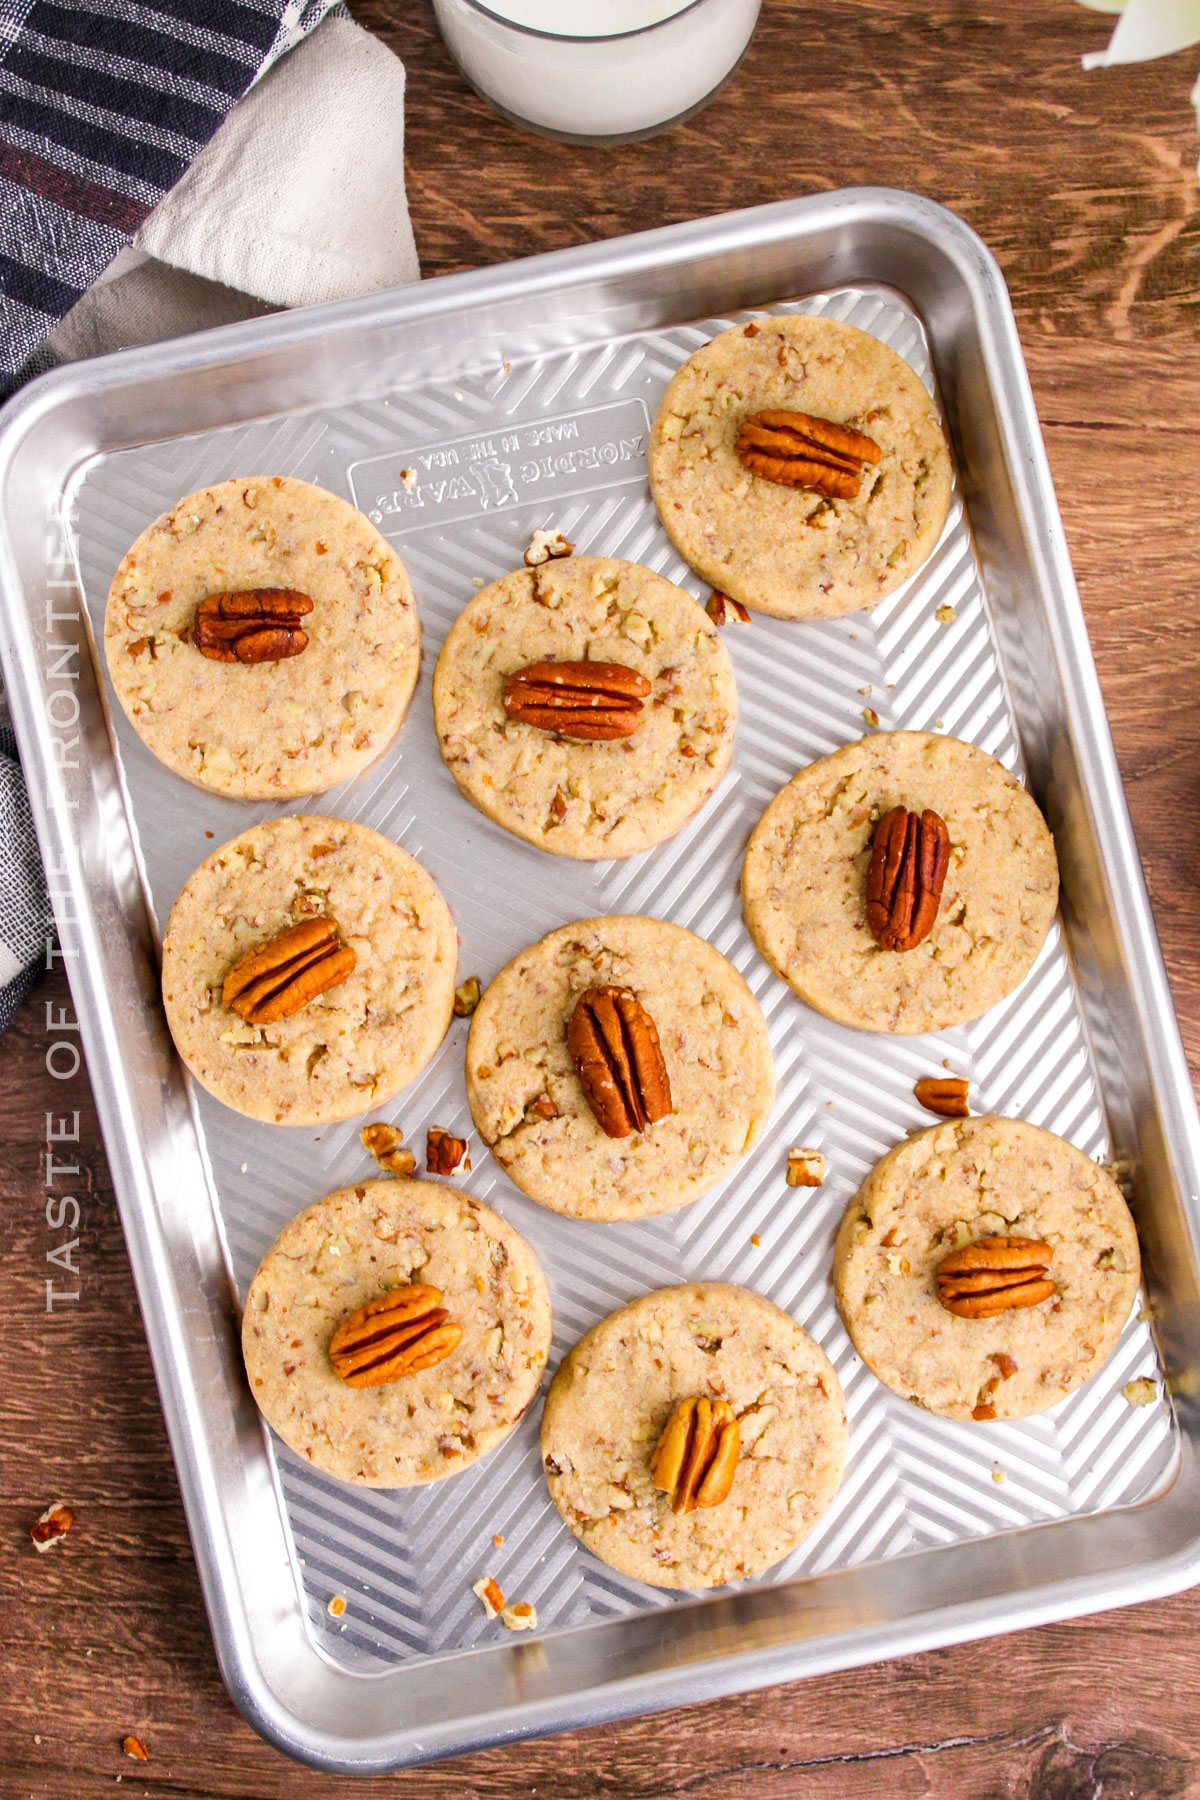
[{"xmin": 432, "ymin": 0, "xmax": 762, "ymax": 143}]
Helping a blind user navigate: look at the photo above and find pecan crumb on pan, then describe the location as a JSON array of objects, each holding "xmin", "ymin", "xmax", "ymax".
[
  {"xmin": 706, "ymin": 590, "xmax": 751, "ymax": 626},
  {"xmin": 914, "ymin": 1075, "xmax": 969, "ymax": 1117},
  {"xmin": 360, "ymin": 1121, "xmax": 415, "ymax": 1176},
  {"xmin": 453, "ymin": 976, "xmax": 481, "ymax": 1017},
  {"xmin": 785, "ymin": 1147, "xmax": 826, "ymax": 1187},
  {"xmin": 524, "ymin": 529, "xmax": 574, "ymax": 566},
  {"xmin": 426, "ymin": 1126, "xmax": 469, "ymax": 1176}
]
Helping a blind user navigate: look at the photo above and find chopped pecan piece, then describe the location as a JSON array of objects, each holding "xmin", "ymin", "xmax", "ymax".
[
  {"xmin": 502, "ymin": 659, "xmax": 651, "ymax": 741},
  {"xmin": 473, "ymin": 1574, "xmax": 505, "ymax": 1618},
  {"xmin": 706, "ymin": 590, "xmax": 751, "ymax": 626},
  {"xmin": 567, "ymin": 985, "xmax": 672, "ymax": 1138},
  {"xmin": 453, "ymin": 976, "xmax": 481, "ymax": 1017},
  {"xmin": 524, "ymin": 529, "xmax": 574, "ymax": 566},
  {"xmin": 914, "ymin": 1075, "xmax": 969, "ymax": 1117},
  {"xmin": 329, "ymin": 1284, "xmax": 462, "ymax": 1385},
  {"xmin": 734, "ymin": 409, "xmax": 882, "ymax": 499},
  {"xmin": 865, "ymin": 806, "xmax": 951, "ymax": 952},
  {"xmin": 650, "ymin": 1397, "xmax": 740, "ymax": 1514},
  {"xmin": 936, "ymin": 1236, "xmax": 1055, "ymax": 1319},
  {"xmin": 122, "ymin": 1736, "xmax": 150, "ymax": 1762},
  {"xmin": 222, "ymin": 918, "xmax": 356, "ymax": 1024},
  {"xmin": 191, "ymin": 588, "xmax": 312, "ymax": 663},
  {"xmin": 360, "ymin": 1122, "xmax": 415, "ymax": 1176},
  {"xmin": 31, "ymin": 1501, "xmax": 74, "ymax": 1551},
  {"xmin": 786, "ymin": 1147, "xmax": 826, "ymax": 1187},
  {"xmin": 426, "ymin": 1126, "xmax": 469, "ymax": 1176}
]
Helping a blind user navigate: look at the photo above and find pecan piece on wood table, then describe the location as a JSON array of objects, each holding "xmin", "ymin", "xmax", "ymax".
[
  {"xmin": 221, "ymin": 918, "xmax": 356, "ymax": 1024},
  {"xmin": 935, "ymin": 1236, "xmax": 1055, "ymax": 1319},
  {"xmin": 650, "ymin": 1397, "xmax": 740, "ymax": 1513},
  {"xmin": 865, "ymin": 806, "xmax": 951, "ymax": 952},
  {"xmin": 734, "ymin": 410, "xmax": 882, "ymax": 500},
  {"xmin": 191, "ymin": 588, "xmax": 313, "ymax": 663},
  {"xmin": 567, "ymin": 984, "xmax": 672, "ymax": 1139},
  {"xmin": 329, "ymin": 1284, "xmax": 462, "ymax": 1385},
  {"xmin": 502, "ymin": 660, "xmax": 651, "ymax": 741}
]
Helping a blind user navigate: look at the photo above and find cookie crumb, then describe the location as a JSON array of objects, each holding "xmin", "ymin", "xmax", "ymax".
[
  {"xmin": 862, "ymin": 708, "xmax": 879, "ymax": 728},
  {"xmin": 501, "ymin": 1601, "xmax": 537, "ymax": 1632},
  {"xmin": 991, "ymin": 1465, "xmax": 1007, "ymax": 1484},
  {"xmin": 936, "ymin": 603, "xmax": 956, "ymax": 625},
  {"xmin": 400, "ymin": 468, "xmax": 417, "ymax": 491},
  {"xmin": 1123, "ymin": 1377, "xmax": 1157, "ymax": 1408}
]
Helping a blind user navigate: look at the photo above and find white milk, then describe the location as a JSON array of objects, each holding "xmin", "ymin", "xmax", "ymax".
[{"xmin": 432, "ymin": 0, "xmax": 761, "ymax": 140}]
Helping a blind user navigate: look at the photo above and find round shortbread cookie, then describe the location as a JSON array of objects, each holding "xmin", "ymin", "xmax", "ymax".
[
  {"xmin": 833, "ymin": 1116, "xmax": 1141, "ymax": 1421},
  {"xmin": 432, "ymin": 555, "xmax": 736, "ymax": 859},
  {"xmin": 541, "ymin": 1283, "xmax": 847, "ymax": 1589},
  {"xmin": 742, "ymin": 731, "xmax": 1059, "ymax": 1034},
  {"xmin": 162, "ymin": 815, "xmax": 456, "ymax": 1125},
  {"xmin": 242, "ymin": 1179, "xmax": 552, "ymax": 1487},
  {"xmin": 465, "ymin": 916, "xmax": 775, "ymax": 1222},
  {"xmin": 649, "ymin": 313, "xmax": 952, "ymax": 620},
  {"xmin": 104, "ymin": 476, "xmax": 420, "ymax": 799}
]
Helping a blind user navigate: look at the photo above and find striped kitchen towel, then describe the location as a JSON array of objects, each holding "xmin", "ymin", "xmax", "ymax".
[{"xmin": 0, "ymin": 0, "xmax": 338, "ymax": 397}]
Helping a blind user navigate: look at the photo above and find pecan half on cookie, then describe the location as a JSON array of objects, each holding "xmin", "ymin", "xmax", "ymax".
[
  {"xmin": 502, "ymin": 660, "xmax": 651, "ymax": 741},
  {"xmin": 222, "ymin": 918, "xmax": 356, "ymax": 1024},
  {"xmin": 935, "ymin": 1236, "xmax": 1056, "ymax": 1319},
  {"xmin": 567, "ymin": 985, "xmax": 672, "ymax": 1138},
  {"xmin": 191, "ymin": 588, "xmax": 313, "ymax": 663},
  {"xmin": 328, "ymin": 1283, "xmax": 462, "ymax": 1385},
  {"xmin": 734, "ymin": 410, "xmax": 882, "ymax": 500},
  {"xmin": 650, "ymin": 1396, "xmax": 740, "ymax": 1514},
  {"xmin": 865, "ymin": 806, "xmax": 951, "ymax": 952}
]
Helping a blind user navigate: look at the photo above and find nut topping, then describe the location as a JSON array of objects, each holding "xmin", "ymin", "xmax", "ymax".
[
  {"xmin": 222, "ymin": 918, "xmax": 356, "ymax": 1024},
  {"xmin": 567, "ymin": 985, "xmax": 672, "ymax": 1139},
  {"xmin": 786, "ymin": 1147, "xmax": 826, "ymax": 1187},
  {"xmin": 649, "ymin": 1397, "xmax": 740, "ymax": 1513},
  {"xmin": 502, "ymin": 660, "xmax": 651, "ymax": 741},
  {"xmin": 914, "ymin": 1075, "xmax": 969, "ymax": 1117},
  {"xmin": 734, "ymin": 409, "xmax": 882, "ymax": 500},
  {"xmin": 191, "ymin": 588, "xmax": 313, "ymax": 663},
  {"xmin": 360, "ymin": 1122, "xmax": 415, "ymax": 1176},
  {"xmin": 865, "ymin": 806, "xmax": 951, "ymax": 952},
  {"xmin": 936, "ymin": 1236, "xmax": 1056, "ymax": 1319},
  {"xmin": 31, "ymin": 1501, "xmax": 75, "ymax": 1551},
  {"xmin": 329, "ymin": 1284, "xmax": 462, "ymax": 1386},
  {"xmin": 706, "ymin": 590, "xmax": 751, "ymax": 626},
  {"xmin": 426, "ymin": 1126, "xmax": 469, "ymax": 1176}
]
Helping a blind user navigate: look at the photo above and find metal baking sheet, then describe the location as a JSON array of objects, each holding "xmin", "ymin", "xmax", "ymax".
[{"xmin": 2, "ymin": 190, "xmax": 1199, "ymax": 1772}]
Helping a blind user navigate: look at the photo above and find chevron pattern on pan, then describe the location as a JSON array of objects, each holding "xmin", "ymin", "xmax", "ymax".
[{"xmin": 66, "ymin": 285, "xmax": 1175, "ymax": 1673}]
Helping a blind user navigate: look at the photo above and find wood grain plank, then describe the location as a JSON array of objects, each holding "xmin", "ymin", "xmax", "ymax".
[{"xmin": 4, "ymin": 0, "xmax": 1200, "ymax": 1791}]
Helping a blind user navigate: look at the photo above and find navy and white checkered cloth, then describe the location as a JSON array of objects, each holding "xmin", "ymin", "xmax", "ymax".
[{"xmin": 0, "ymin": 0, "xmax": 337, "ymax": 1028}]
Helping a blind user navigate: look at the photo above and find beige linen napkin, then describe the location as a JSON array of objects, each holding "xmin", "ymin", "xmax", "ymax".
[{"xmin": 46, "ymin": 14, "xmax": 418, "ymax": 366}]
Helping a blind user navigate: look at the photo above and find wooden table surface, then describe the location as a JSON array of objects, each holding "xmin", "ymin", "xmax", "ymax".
[{"xmin": 5, "ymin": 2, "xmax": 1200, "ymax": 1793}]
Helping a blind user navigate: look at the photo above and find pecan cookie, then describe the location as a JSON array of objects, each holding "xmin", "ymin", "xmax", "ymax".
[
  {"xmin": 432, "ymin": 555, "xmax": 736, "ymax": 859},
  {"xmin": 742, "ymin": 732, "xmax": 1059, "ymax": 1033},
  {"xmin": 541, "ymin": 1283, "xmax": 847, "ymax": 1588},
  {"xmin": 103, "ymin": 476, "xmax": 420, "ymax": 799},
  {"xmin": 243, "ymin": 1179, "xmax": 552, "ymax": 1487},
  {"xmin": 649, "ymin": 313, "xmax": 952, "ymax": 620},
  {"xmin": 161, "ymin": 815, "xmax": 456, "ymax": 1125},
  {"xmin": 465, "ymin": 916, "xmax": 775, "ymax": 1222},
  {"xmin": 834, "ymin": 1117, "xmax": 1141, "ymax": 1420}
]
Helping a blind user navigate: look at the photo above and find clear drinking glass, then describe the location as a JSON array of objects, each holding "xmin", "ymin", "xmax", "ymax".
[{"xmin": 432, "ymin": 0, "xmax": 762, "ymax": 144}]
